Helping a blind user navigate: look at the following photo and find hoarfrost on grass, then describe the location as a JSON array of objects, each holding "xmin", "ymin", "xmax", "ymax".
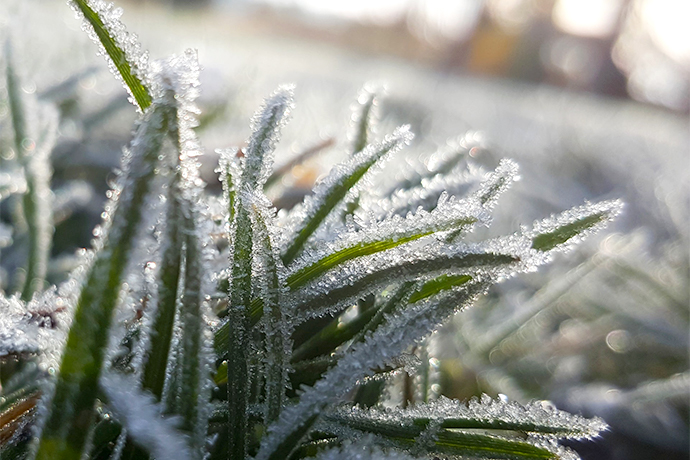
[
  {"xmin": 279, "ymin": 125, "xmax": 414, "ymax": 262},
  {"xmin": 67, "ymin": 0, "xmax": 151, "ymax": 109},
  {"xmin": 100, "ymin": 373, "xmax": 193, "ymax": 460}
]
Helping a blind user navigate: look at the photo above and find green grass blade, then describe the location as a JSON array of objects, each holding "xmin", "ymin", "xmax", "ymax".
[
  {"xmin": 262, "ymin": 413, "xmax": 319, "ymax": 460},
  {"xmin": 530, "ymin": 200, "xmax": 623, "ymax": 252},
  {"xmin": 68, "ymin": 0, "xmax": 151, "ymax": 111},
  {"xmin": 243, "ymin": 86, "xmax": 293, "ymax": 189},
  {"xmin": 293, "ymin": 248, "xmax": 517, "ymax": 321},
  {"xmin": 226, "ymin": 191, "xmax": 253, "ymax": 460},
  {"xmin": 256, "ymin": 282, "xmax": 487, "ymax": 460},
  {"xmin": 34, "ymin": 102, "xmax": 171, "ymax": 460},
  {"xmin": 175, "ymin": 203, "xmax": 208, "ymax": 454},
  {"xmin": 350, "ymin": 84, "xmax": 382, "ymax": 154},
  {"xmin": 475, "ymin": 159, "xmax": 519, "ymax": 208},
  {"xmin": 408, "ymin": 274, "xmax": 472, "ymax": 303},
  {"xmin": 140, "ymin": 193, "xmax": 182, "ymax": 400},
  {"xmin": 5, "ymin": 41, "xmax": 55, "ymax": 300},
  {"xmin": 249, "ymin": 191, "xmax": 289, "ymax": 423},
  {"xmin": 287, "ymin": 209, "xmax": 478, "ymax": 290},
  {"xmin": 281, "ymin": 126, "xmax": 413, "ymax": 265}
]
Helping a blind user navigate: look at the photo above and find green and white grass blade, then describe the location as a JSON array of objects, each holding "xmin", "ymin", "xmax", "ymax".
[
  {"xmin": 5, "ymin": 40, "xmax": 55, "ymax": 300},
  {"xmin": 408, "ymin": 274, "xmax": 473, "ymax": 303},
  {"xmin": 256, "ymin": 282, "xmax": 488, "ymax": 460},
  {"xmin": 281, "ymin": 125, "xmax": 413, "ymax": 265},
  {"xmin": 248, "ymin": 190, "xmax": 290, "ymax": 423},
  {"xmin": 33, "ymin": 101, "xmax": 171, "ymax": 460},
  {"xmin": 243, "ymin": 86, "xmax": 294, "ymax": 189},
  {"xmin": 529, "ymin": 200, "xmax": 623, "ymax": 252},
  {"xmin": 291, "ymin": 242, "xmax": 519, "ymax": 322},
  {"xmin": 329, "ymin": 395, "xmax": 606, "ymax": 441},
  {"xmin": 19, "ymin": 106, "xmax": 57, "ymax": 300},
  {"xmin": 286, "ymin": 195, "xmax": 482, "ymax": 290},
  {"xmin": 216, "ymin": 198, "xmax": 479, "ymax": 357},
  {"xmin": 140, "ymin": 192, "xmax": 182, "ymax": 400},
  {"xmin": 226, "ymin": 190, "xmax": 253, "ymax": 460},
  {"xmin": 68, "ymin": 0, "xmax": 151, "ymax": 111},
  {"xmin": 100, "ymin": 373, "xmax": 192, "ymax": 460},
  {"xmin": 174, "ymin": 202, "xmax": 209, "ymax": 456},
  {"xmin": 474, "ymin": 159, "xmax": 519, "ymax": 208},
  {"xmin": 349, "ymin": 83, "xmax": 382, "ymax": 154}
]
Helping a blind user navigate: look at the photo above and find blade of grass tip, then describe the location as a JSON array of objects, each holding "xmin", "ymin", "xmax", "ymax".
[
  {"xmin": 34, "ymin": 102, "xmax": 171, "ymax": 460},
  {"xmin": 248, "ymin": 191, "xmax": 289, "ymax": 423},
  {"xmin": 243, "ymin": 86, "xmax": 294, "ymax": 190},
  {"xmin": 529, "ymin": 200, "xmax": 623, "ymax": 252},
  {"xmin": 68, "ymin": 0, "xmax": 151, "ymax": 111},
  {"xmin": 349, "ymin": 83, "xmax": 383, "ymax": 155},
  {"xmin": 226, "ymin": 191, "xmax": 253, "ymax": 460},
  {"xmin": 325, "ymin": 404, "xmax": 561, "ymax": 459},
  {"xmin": 282, "ymin": 125, "xmax": 413, "ymax": 265}
]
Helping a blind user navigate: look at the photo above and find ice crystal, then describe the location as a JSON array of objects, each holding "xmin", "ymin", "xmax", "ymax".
[
  {"xmin": 332, "ymin": 395, "xmax": 607, "ymax": 440},
  {"xmin": 100, "ymin": 373, "xmax": 193, "ymax": 460}
]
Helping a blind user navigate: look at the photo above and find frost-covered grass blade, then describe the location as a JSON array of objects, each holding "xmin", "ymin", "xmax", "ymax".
[
  {"xmin": 34, "ymin": 101, "xmax": 172, "ymax": 460},
  {"xmin": 243, "ymin": 86, "xmax": 293, "ymax": 189},
  {"xmin": 5, "ymin": 40, "xmax": 56, "ymax": 300},
  {"xmin": 529, "ymin": 200, "xmax": 623, "ymax": 252},
  {"xmin": 349, "ymin": 84, "xmax": 382, "ymax": 154},
  {"xmin": 68, "ymin": 0, "xmax": 151, "ymax": 110},
  {"xmin": 281, "ymin": 126, "xmax": 413, "ymax": 265}
]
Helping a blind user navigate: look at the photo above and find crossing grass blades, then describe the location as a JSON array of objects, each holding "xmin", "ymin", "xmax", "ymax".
[{"xmin": 0, "ymin": 1, "xmax": 621, "ymax": 459}]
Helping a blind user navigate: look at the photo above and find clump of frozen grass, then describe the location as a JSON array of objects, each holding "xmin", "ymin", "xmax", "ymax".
[{"xmin": 0, "ymin": 1, "xmax": 621, "ymax": 459}]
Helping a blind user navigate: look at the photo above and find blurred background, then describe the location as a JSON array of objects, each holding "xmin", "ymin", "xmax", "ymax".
[{"xmin": 1, "ymin": 0, "xmax": 688, "ymax": 459}]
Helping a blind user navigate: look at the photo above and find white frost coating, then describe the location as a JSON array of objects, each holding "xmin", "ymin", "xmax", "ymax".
[
  {"xmin": 525, "ymin": 199, "xmax": 623, "ymax": 253},
  {"xmin": 359, "ymin": 162, "xmax": 485, "ymax": 222},
  {"xmin": 315, "ymin": 439, "xmax": 415, "ymax": 460},
  {"xmin": 289, "ymin": 234, "xmax": 539, "ymax": 321},
  {"xmin": 149, "ymin": 49, "xmax": 204, "ymax": 200},
  {"xmin": 244, "ymin": 85, "xmax": 294, "ymax": 188},
  {"xmin": 67, "ymin": 0, "xmax": 150, "ymax": 110},
  {"xmin": 288, "ymin": 193, "xmax": 487, "ymax": 281},
  {"xmin": 331, "ymin": 395, "xmax": 607, "ymax": 440},
  {"xmin": 100, "ymin": 373, "xmax": 193, "ymax": 460},
  {"xmin": 243, "ymin": 188, "xmax": 293, "ymax": 419},
  {"xmin": 279, "ymin": 126, "xmax": 414, "ymax": 251},
  {"xmin": 474, "ymin": 158, "xmax": 519, "ymax": 209},
  {"xmin": 256, "ymin": 283, "xmax": 487, "ymax": 460},
  {"xmin": 0, "ymin": 290, "xmax": 70, "ymax": 368}
]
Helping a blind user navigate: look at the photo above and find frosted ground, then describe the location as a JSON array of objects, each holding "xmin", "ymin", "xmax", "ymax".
[{"xmin": 4, "ymin": 1, "xmax": 689, "ymax": 459}]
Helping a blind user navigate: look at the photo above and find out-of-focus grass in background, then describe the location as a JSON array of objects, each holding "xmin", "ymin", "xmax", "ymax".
[{"xmin": 2, "ymin": 1, "xmax": 688, "ymax": 459}]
